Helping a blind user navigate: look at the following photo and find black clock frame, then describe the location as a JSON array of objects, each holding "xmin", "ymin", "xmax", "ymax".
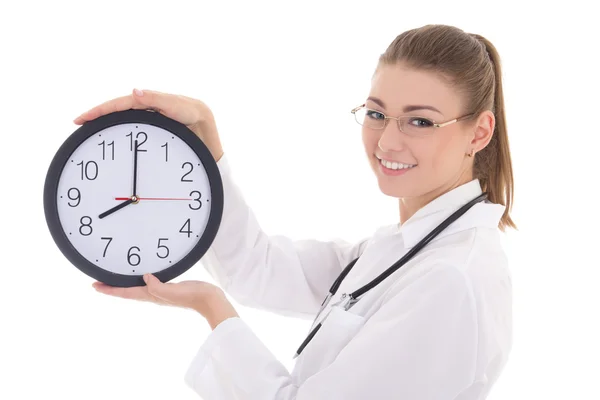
[{"xmin": 43, "ymin": 109, "xmax": 224, "ymax": 288}]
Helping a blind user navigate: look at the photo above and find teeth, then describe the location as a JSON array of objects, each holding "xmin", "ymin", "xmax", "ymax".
[{"xmin": 380, "ymin": 158, "xmax": 416, "ymax": 170}]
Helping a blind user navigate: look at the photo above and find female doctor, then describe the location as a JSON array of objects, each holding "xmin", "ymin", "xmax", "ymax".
[{"xmin": 80, "ymin": 24, "xmax": 516, "ymax": 399}]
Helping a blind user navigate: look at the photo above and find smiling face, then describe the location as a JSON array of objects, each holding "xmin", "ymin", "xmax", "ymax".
[{"xmin": 362, "ymin": 62, "xmax": 491, "ymax": 205}]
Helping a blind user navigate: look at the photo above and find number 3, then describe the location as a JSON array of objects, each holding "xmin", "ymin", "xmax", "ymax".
[{"xmin": 189, "ymin": 191, "xmax": 202, "ymax": 210}]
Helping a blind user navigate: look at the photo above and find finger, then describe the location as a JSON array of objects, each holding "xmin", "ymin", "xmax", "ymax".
[
  {"xmin": 73, "ymin": 89, "xmax": 197, "ymax": 126},
  {"xmin": 92, "ymin": 281, "xmax": 152, "ymax": 301},
  {"xmin": 74, "ymin": 94, "xmax": 132, "ymax": 124},
  {"xmin": 131, "ymin": 89, "xmax": 201, "ymax": 126},
  {"xmin": 144, "ymin": 274, "xmax": 186, "ymax": 305},
  {"xmin": 73, "ymin": 89, "xmax": 161, "ymax": 125}
]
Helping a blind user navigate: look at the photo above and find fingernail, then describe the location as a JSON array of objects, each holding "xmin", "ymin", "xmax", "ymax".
[
  {"xmin": 143, "ymin": 274, "xmax": 149, "ymax": 283},
  {"xmin": 134, "ymin": 88, "xmax": 144, "ymax": 97}
]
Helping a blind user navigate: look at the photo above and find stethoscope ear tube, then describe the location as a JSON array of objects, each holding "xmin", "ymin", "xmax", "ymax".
[
  {"xmin": 294, "ymin": 322, "xmax": 323, "ymax": 359},
  {"xmin": 330, "ymin": 257, "xmax": 359, "ymax": 295}
]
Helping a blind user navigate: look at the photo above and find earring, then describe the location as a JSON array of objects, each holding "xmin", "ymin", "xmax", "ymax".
[{"xmin": 466, "ymin": 149, "xmax": 475, "ymax": 157}]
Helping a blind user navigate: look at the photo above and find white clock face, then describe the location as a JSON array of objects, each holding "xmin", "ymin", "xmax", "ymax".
[{"xmin": 56, "ymin": 123, "xmax": 212, "ymax": 275}]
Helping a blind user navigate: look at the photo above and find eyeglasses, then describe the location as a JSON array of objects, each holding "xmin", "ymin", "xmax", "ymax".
[{"xmin": 350, "ymin": 103, "xmax": 475, "ymax": 137}]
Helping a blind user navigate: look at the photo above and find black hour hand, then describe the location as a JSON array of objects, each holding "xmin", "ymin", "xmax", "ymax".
[{"xmin": 99, "ymin": 198, "xmax": 134, "ymax": 219}]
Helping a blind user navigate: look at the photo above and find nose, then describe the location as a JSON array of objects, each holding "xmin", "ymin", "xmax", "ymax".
[{"xmin": 377, "ymin": 118, "xmax": 407, "ymax": 153}]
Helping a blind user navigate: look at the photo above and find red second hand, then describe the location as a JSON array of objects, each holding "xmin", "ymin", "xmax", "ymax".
[{"xmin": 114, "ymin": 197, "xmax": 193, "ymax": 201}]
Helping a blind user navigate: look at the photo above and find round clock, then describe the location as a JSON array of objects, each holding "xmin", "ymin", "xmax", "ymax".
[{"xmin": 44, "ymin": 109, "xmax": 224, "ymax": 288}]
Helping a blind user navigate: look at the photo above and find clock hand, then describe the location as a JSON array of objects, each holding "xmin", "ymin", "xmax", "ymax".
[
  {"xmin": 99, "ymin": 140, "xmax": 140, "ymax": 220},
  {"xmin": 132, "ymin": 139, "xmax": 139, "ymax": 197},
  {"xmin": 99, "ymin": 198, "xmax": 135, "ymax": 219},
  {"xmin": 114, "ymin": 197, "xmax": 193, "ymax": 201}
]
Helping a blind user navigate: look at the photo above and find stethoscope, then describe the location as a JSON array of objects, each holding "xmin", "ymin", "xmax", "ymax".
[{"xmin": 293, "ymin": 192, "xmax": 488, "ymax": 359}]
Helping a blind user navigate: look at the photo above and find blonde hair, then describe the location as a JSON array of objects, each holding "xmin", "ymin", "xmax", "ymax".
[{"xmin": 378, "ymin": 24, "xmax": 516, "ymax": 232}]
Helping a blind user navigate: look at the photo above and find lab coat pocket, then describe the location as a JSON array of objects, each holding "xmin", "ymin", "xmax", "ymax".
[{"xmin": 296, "ymin": 305, "xmax": 366, "ymax": 383}]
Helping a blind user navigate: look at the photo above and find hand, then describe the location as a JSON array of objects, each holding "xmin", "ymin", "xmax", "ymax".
[
  {"xmin": 74, "ymin": 88, "xmax": 224, "ymax": 162},
  {"xmin": 92, "ymin": 274, "xmax": 239, "ymax": 330}
]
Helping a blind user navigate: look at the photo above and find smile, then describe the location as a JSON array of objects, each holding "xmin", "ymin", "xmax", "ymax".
[{"xmin": 376, "ymin": 156, "xmax": 417, "ymax": 170}]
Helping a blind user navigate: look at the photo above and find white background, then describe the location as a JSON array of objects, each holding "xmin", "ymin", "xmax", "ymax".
[{"xmin": 1, "ymin": 1, "xmax": 599, "ymax": 399}]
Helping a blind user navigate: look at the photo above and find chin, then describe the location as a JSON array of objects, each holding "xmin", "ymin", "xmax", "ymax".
[
  {"xmin": 377, "ymin": 181, "xmax": 412, "ymax": 199},
  {"xmin": 373, "ymin": 168, "xmax": 423, "ymax": 200},
  {"xmin": 374, "ymin": 173, "xmax": 412, "ymax": 198}
]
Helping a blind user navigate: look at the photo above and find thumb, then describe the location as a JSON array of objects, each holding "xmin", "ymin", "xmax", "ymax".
[{"xmin": 144, "ymin": 274, "xmax": 180, "ymax": 304}]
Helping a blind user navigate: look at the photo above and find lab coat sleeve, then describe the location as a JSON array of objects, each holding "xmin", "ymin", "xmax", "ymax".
[
  {"xmin": 184, "ymin": 264, "xmax": 479, "ymax": 400},
  {"xmin": 200, "ymin": 153, "xmax": 370, "ymax": 320}
]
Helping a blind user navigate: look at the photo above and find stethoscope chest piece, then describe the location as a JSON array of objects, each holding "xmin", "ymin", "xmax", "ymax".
[{"xmin": 338, "ymin": 293, "xmax": 359, "ymax": 311}]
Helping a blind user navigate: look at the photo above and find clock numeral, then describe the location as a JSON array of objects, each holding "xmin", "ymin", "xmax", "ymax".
[
  {"xmin": 189, "ymin": 190, "xmax": 202, "ymax": 210},
  {"xmin": 127, "ymin": 132, "xmax": 147, "ymax": 152},
  {"xmin": 67, "ymin": 187, "xmax": 81, "ymax": 207},
  {"xmin": 161, "ymin": 142, "xmax": 168, "ymax": 162},
  {"xmin": 181, "ymin": 162, "xmax": 194, "ymax": 182},
  {"xmin": 77, "ymin": 161, "xmax": 98, "ymax": 180},
  {"xmin": 179, "ymin": 218, "xmax": 192, "ymax": 238},
  {"xmin": 127, "ymin": 246, "xmax": 141, "ymax": 266},
  {"xmin": 98, "ymin": 140, "xmax": 115, "ymax": 160},
  {"xmin": 101, "ymin": 237, "xmax": 113, "ymax": 257},
  {"xmin": 79, "ymin": 216, "xmax": 93, "ymax": 236},
  {"xmin": 157, "ymin": 238, "xmax": 170, "ymax": 259}
]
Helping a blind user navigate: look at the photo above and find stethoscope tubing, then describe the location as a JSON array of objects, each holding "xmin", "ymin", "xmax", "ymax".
[{"xmin": 293, "ymin": 192, "xmax": 488, "ymax": 359}]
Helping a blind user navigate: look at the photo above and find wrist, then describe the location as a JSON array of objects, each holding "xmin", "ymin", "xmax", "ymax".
[{"xmin": 204, "ymin": 293, "xmax": 239, "ymax": 330}]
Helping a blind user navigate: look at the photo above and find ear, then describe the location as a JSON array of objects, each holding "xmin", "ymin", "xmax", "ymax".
[{"xmin": 469, "ymin": 110, "xmax": 495, "ymax": 152}]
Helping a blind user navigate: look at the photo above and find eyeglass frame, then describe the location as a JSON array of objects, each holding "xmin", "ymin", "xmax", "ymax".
[{"xmin": 350, "ymin": 103, "xmax": 476, "ymax": 135}]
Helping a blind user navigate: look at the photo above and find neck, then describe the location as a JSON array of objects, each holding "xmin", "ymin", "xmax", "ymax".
[{"xmin": 399, "ymin": 172, "xmax": 474, "ymax": 225}]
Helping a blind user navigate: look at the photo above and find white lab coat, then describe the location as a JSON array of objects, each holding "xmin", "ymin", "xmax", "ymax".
[{"xmin": 184, "ymin": 153, "xmax": 512, "ymax": 400}]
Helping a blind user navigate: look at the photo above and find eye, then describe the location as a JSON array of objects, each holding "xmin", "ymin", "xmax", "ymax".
[
  {"xmin": 365, "ymin": 110, "xmax": 385, "ymax": 120},
  {"xmin": 408, "ymin": 117, "xmax": 434, "ymax": 128}
]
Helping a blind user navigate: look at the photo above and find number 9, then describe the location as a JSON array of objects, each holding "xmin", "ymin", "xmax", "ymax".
[{"xmin": 68, "ymin": 187, "xmax": 81, "ymax": 207}]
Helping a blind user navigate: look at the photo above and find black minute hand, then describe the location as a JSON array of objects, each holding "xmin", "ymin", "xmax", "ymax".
[{"xmin": 133, "ymin": 139, "xmax": 139, "ymax": 196}]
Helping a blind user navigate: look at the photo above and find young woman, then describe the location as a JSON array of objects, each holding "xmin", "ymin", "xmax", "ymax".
[{"xmin": 82, "ymin": 24, "xmax": 515, "ymax": 399}]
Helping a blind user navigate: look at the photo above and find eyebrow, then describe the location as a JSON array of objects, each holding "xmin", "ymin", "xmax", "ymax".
[{"xmin": 366, "ymin": 96, "xmax": 443, "ymax": 115}]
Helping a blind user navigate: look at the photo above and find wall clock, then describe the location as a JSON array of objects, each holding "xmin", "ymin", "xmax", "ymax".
[{"xmin": 44, "ymin": 109, "xmax": 223, "ymax": 287}]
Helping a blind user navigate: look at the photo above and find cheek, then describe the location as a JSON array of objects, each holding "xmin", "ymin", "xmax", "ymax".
[
  {"xmin": 361, "ymin": 129, "xmax": 378, "ymax": 153},
  {"xmin": 426, "ymin": 132, "xmax": 463, "ymax": 170}
]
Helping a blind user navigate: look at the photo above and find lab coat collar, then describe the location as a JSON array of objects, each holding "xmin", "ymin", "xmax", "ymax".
[{"xmin": 398, "ymin": 179, "xmax": 505, "ymax": 249}]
